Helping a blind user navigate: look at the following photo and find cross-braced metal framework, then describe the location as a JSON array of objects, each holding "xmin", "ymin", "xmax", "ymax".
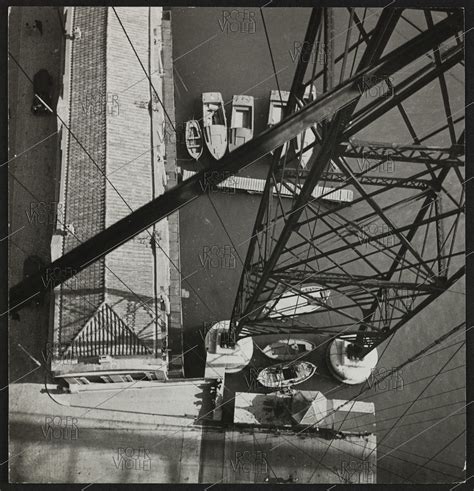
[{"xmin": 230, "ymin": 8, "xmax": 465, "ymax": 358}]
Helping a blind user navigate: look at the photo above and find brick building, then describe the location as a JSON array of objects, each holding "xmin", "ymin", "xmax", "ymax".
[{"xmin": 49, "ymin": 7, "xmax": 183, "ymax": 389}]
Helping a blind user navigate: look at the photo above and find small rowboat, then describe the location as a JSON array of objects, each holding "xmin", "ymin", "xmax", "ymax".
[
  {"xmin": 185, "ymin": 120, "xmax": 203, "ymax": 160},
  {"xmin": 202, "ymin": 92, "xmax": 227, "ymax": 160},
  {"xmin": 262, "ymin": 339, "xmax": 315, "ymax": 361},
  {"xmin": 229, "ymin": 95, "xmax": 254, "ymax": 152},
  {"xmin": 257, "ymin": 361, "xmax": 316, "ymax": 389}
]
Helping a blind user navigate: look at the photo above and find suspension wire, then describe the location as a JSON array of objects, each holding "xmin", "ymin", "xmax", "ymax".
[
  {"xmin": 284, "ymin": 321, "xmax": 465, "ymax": 438},
  {"xmin": 259, "ymin": 8, "xmax": 283, "ymax": 110},
  {"xmin": 338, "ymin": 384, "xmax": 465, "ymax": 427},
  {"xmin": 346, "ymin": 398, "xmax": 465, "ymax": 433},
  {"xmin": 405, "ymin": 429, "xmax": 465, "ymax": 481},
  {"xmin": 365, "ymin": 341, "xmax": 465, "ymax": 458},
  {"xmin": 331, "ymin": 424, "xmax": 464, "ymax": 481},
  {"xmin": 9, "ymin": 46, "xmax": 218, "ymax": 328},
  {"xmin": 8, "ymin": 170, "xmax": 158, "ymax": 322}
]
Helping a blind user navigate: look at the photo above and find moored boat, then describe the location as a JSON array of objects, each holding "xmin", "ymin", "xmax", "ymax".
[
  {"xmin": 299, "ymin": 84, "xmax": 317, "ymax": 168},
  {"xmin": 257, "ymin": 361, "xmax": 317, "ymax": 389},
  {"xmin": 262, "ymin": 339, "xmax": 315, "ymax": 361},
  {"xmin": 267, "ymin": 89, "xmax": 301, "ymax": 157},
  {"xmin": 302, "ymin": 83, "xmax": 317, "ymax": 103},
  {"xmin": 202, "ymin": 92, "xmax": 227, "ymax": 160},
  {"xmin": 185, "ymin": 120, "xmax": 203, "ymax": 160},
  {"xmin": 267, "ymin": 89, "xmax": 290, "ymax": 127},
  {"xmin": 229, "ymin": 95, "xmax": 254, "ymax": 152}
]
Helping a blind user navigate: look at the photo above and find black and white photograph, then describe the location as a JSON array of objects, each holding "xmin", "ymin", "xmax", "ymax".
[{"xmin": 5, "ymin": 4, "xmax": 469, "ymax": 485}]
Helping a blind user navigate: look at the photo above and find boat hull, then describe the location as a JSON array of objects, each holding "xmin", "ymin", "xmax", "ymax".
[
  {"xmin": 204, "ymin": 125, "xmax": 227, "ymax": 160},
  {"xmin": 185, "ymin": 120, "xmax": 203, "ymax": 160},
  {"xmin": 229, "ymin": 95, "xmax": 254, "ymax": 152},
  {"xmin": 203, "ymin": 92, "xmax": 228, "ymax": 160},
  {"xmin": 267, "ymin": 90, "xmax": 289, "ymax": 127},
  {"xmin": 262, "ymin": 339, "xmax": 315, "ymax": 361},
  {"xmin": 257, "ymin": 361, "xmax": 317, "ymax": 389},
  {"xmin": 267, "ymin": 90, "xmax": 302, "ymax": 157},
  {"xmin": 229, "ymin": 127, "xmax": 253, "ymax": 152}
]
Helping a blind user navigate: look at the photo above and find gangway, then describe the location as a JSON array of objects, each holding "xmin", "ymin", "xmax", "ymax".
[{"xmin": 182, "ymin": 169, "xmax": 354, "ymax": 203}]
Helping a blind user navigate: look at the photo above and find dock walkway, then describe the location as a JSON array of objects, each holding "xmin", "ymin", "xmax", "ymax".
[{"xmin": 182, "ymin": 169, "xmax": 354, "ymax": 203}]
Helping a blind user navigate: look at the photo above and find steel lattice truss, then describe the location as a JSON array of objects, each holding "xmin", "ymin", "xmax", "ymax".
[{"xmin": 230, "ymin": 8, "xmax": 465, "ymax": 357}]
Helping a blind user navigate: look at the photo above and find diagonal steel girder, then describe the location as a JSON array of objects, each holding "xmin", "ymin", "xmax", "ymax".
[
  {"xmin": 252, "ymin": 8, "xmax": 322, "ymax": 282},
  {"xmin": 9, "ymin": 11, "xmax": 462, "ymax": 314},
  {"xmin": 232, "ymin": 9, "xmax": 405, "ymax": 331},
  {"xmin": 279, "ymin": 42, "xmax": 463, "ymax": 173},
  {"xmin": 345, "ymin": 43, "xmax": 463, "ymax": 138},
  {"xmin": 229, "ymin": 7, "xmax": 323, "ymax": 341},
  {"xmin": 286, "ymin": 8, "xmax": 322, "ymax": 114}
]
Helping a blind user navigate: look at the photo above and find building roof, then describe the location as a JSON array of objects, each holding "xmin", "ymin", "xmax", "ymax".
[
  {"xmin": 234, "ymin": 390, "xmax": 376, "ymax": 434},
  {"xmin": 54, "ymin": 7, "xmax": 168, "ymax": 364},
  {"xmin": 63, "ymin": 302, "xmax": 151, "ymax": 358}
]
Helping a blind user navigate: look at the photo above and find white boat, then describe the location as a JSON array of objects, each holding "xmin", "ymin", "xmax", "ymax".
[
  {"xmin": 302, "ymin": 83, "xmax": 317, "ymax": 103},
  {"xmin": 263, "ymin": 284, "xmax": 329, "ymax": 318},
  {"xmin": 299, "ymin": 84, "xmax": 317, "ymax": 168},
  {"xmin": 229, "ymin": 95, "xmax": 254, "ymax": 152},
  {"xmin": 267, "ymin": 90, "xmax": 301, "ymax": 157},
  {"xmin": 267, "ymin": 85, "xmax": 316, "ymax": 125},
  {"xmin": 267, "ymin": 89, "xmax": 290, "ymax": 127},
  {"xmin": 202, "ymin": 92, "xmax": 227, "ymax": 160},
  {"xmin": 262, "ymin": 339, "xmax": 315, "ymax": 361},
  {"xmin": 257, "ymin": 361, "xmax": 316, "ymax": 389},
  {"xmin": 185, "ymin": 120, "xmax": 203, "ymax": 160}
]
